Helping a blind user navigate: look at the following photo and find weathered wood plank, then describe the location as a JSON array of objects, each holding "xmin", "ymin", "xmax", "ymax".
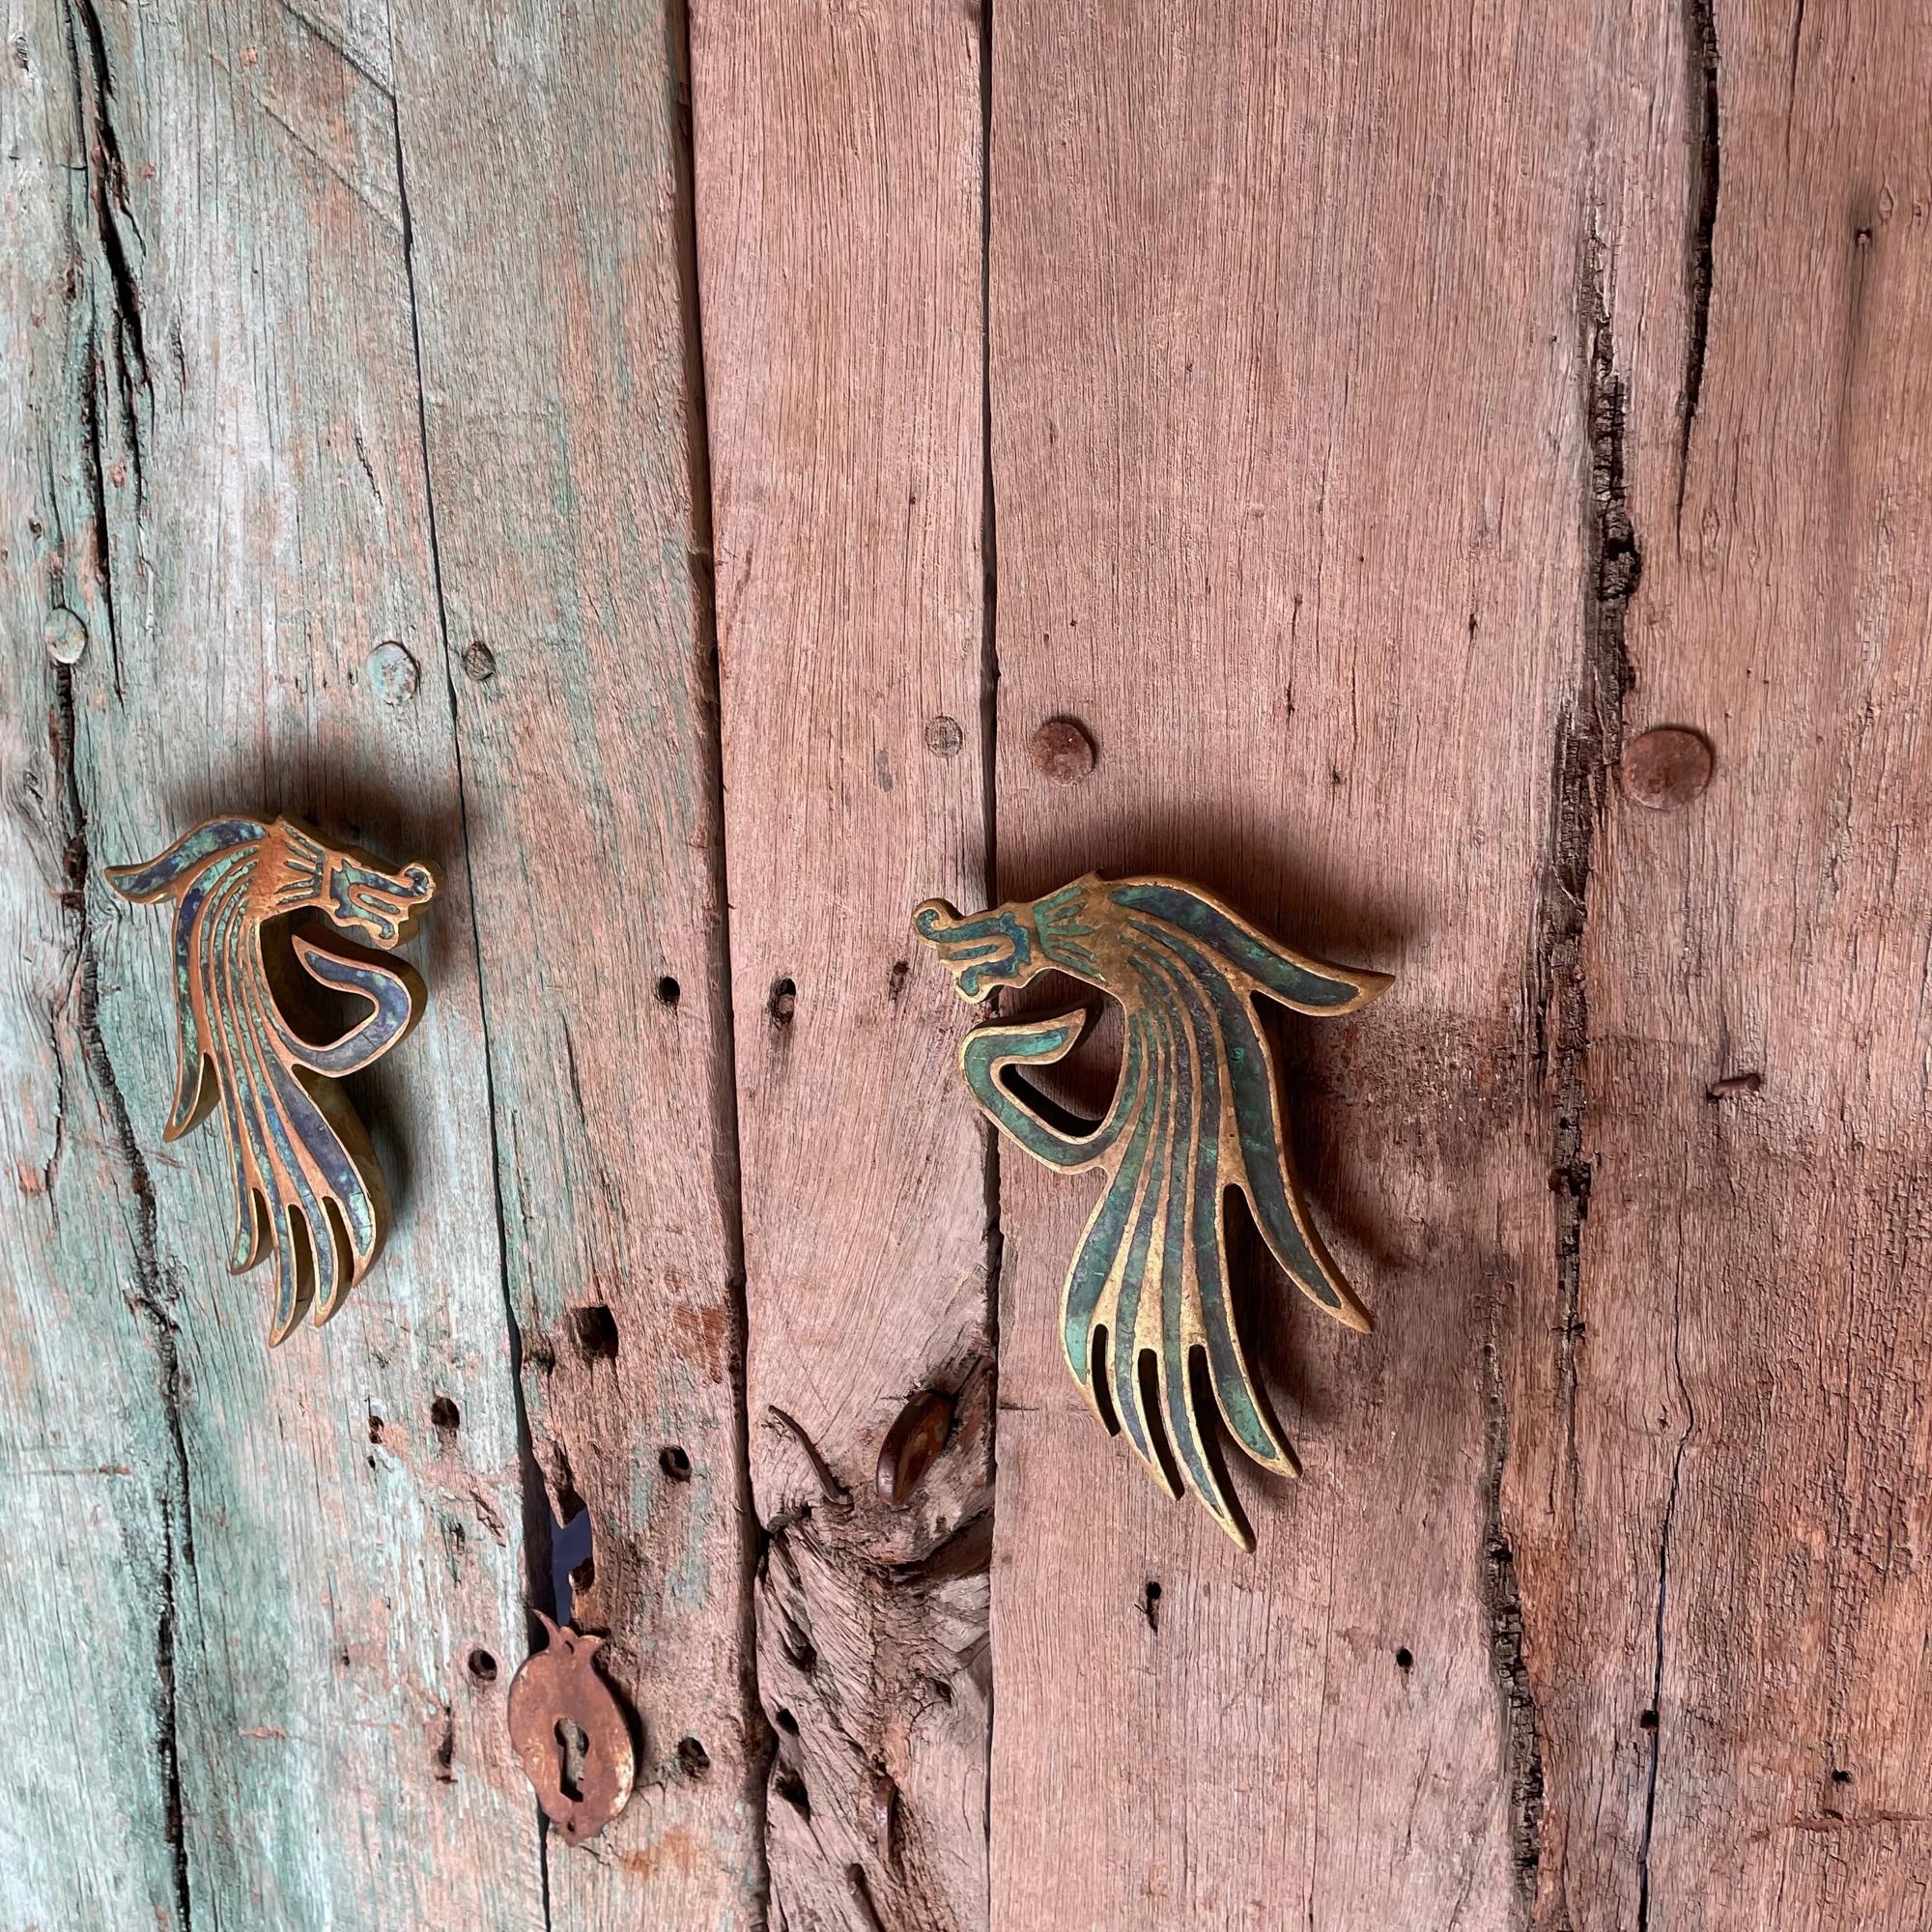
[
  {"xmin": 692, "ymin": 2, "xmax": 993, "ymax": 1925},
  {"xmin": 11, "ymin": 6, "xmax": 1932, "ymax": 1931},
  {"xmin": 2, "ymin": 15, "xmax": 189, "ymax": 1930},
  {"xmin": 984, "ymin": 3, "xmax": 1593, "ymax": 1925},
  {"xmin": 3, "ymin": 2, "xmax": 541, "ymax": 1924},
  {"xmin": 388, "ymin": 0, "xmax": 763, "ymax": 1920},
  {"xmin": 1506, "ymin": 5, "xmax": 1932, "ymax": 1927}
]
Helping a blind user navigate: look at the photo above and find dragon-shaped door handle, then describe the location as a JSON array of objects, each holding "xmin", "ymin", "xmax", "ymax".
[
  {"xmin": 108, "ymin": 814, "xmax": 437, "ymax": 1344},
  {"xmin": 916, "ymin": 874, "xmax": 1389, "ymax": 1548}
]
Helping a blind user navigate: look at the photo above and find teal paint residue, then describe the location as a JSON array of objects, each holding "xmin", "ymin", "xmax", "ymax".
[{"xmin": 668, "ymin": 1463, "xmax": 713, "ymax": 1613}]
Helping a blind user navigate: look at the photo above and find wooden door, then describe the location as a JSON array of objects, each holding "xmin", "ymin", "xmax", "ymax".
[{"xmin": 5, "ymin": 3, "xmax": 1929, "ymax": 1928}]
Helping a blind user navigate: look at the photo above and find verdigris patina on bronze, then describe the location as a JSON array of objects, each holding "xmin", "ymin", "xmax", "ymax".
[
  {"xmin": 108, "ymin": 815, "xmax": 437, "ymax": 1343},
  {"xmin": 916, "ymin": 875, "xmax": 1389, "ymax": 1549}
]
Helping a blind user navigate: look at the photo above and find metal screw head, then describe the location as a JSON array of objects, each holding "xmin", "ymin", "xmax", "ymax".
[
  {"xmin": 367, "ymin": 639, "xmax": 420, "ymax": 705},
  {"xmin": 1621, "ymin": 726, "xmax": 1713, "ymax": 810},
  {"xmin": 923, "ymin": 715, "xmax": 963, "ymax": 757},
  {"xmin": 43, "ymin": 609, "xmax": 87, "ymax": 666},
  {"xmin": 1029, "ymin": 716, "xmax": 1095, "ymax": 784}
]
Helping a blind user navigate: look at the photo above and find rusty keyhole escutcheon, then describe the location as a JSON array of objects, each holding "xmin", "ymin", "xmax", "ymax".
[{"xmin": 506, "ymin": 1613, "xmax": 637, "ymax": 1845}]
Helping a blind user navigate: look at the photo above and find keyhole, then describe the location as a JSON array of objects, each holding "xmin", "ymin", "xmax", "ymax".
[{"xmin": 554, "ymin": 1718, "xmax": 589, "ymax": 1803}]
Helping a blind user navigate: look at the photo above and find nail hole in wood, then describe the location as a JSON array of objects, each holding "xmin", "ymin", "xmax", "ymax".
[
  {"xmin": 367, "ymin": 1412, "xmax": 384, "ymax": 1443},
  {"xmin": 467, "ymin": 1647, "xmax": 497, "ymax": 1684},
  {"xmin": 773, "ymin": 1706, "xmax": 800, "ymax": 1735},
  {"xmin": 677, "ymin": 1735, "xmax": 710, "ymax": 1776},
  {"xmin": 656, "ymin": 975, "xmax": 680, "ymax": 1008},
  {"xmin": 570, "ymin": 1303, "xmax": 619, "ymax": 1361},
  {"xmin": 1832, "ymin": 1768, "xmax": 1853, "ymax": 1784},
  {"xmin": 1395, "ymin": 1646, "xmax": 1413, "ymax": 1671},
  {"xmin": 1639, "ymin": 1709, "xmax": 1659, "ymax": 1731},
  {"xmin": 781, "ymin": 1618, "xmax": 817, "ymax": 1674},
  {"xmin": 1142, "ymin": 1579, "xmax": 1161, "ymax": 1632},
  {"xmin": 660, "ymin": 1444, "xmax": 692, "ymax": 1482},
  {"xmin": 769, "ymin": 976, "xmax": 797, "ymax": 1025},
  {"xmin": 430, "ymin": 1395, "xmax": 460, "ymax": 1433}
]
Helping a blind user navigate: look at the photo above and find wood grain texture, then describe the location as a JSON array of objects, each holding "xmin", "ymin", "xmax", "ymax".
[
  {"xmin": 692, "ymin": 2, "xmax": 993, "ymax": 1926},
  {"xmin": 2, "ymin": 1, "xmax": 542, "ymax": 1924},
  {"xmin": 389, "ymin": 2, "xmax": 763, "ymax": 1920},
  {"xmin": 985, "ymin": 3, "xmax": 1591, "ymax": 1926},
  {"xmin": 1503, "ymin": 4, "xmax": 1932, "ymax": 1927},
  {"xmin": 2, "ymin": 12, "xmax": 184, "ymax": 1924},
  {"xmin": 9, "ymin": 2, "xmax": 1932, "ymax": 1927}
]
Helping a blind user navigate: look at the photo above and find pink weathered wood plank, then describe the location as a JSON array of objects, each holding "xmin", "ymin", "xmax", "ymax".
[
  {"xmin": 1506, "ymin": 4, "xmax": 1932, "ymax": 1926},
  {"xmin": 693, "ymin": 1, "xmax": 994, "ymax": 1924},
  {"xmin": 985, "ymin": 3, "xmax": 1588, "ymax": 1925}
]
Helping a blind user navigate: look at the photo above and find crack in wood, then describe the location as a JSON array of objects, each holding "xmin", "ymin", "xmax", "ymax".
[
  {"xmin": 1534, "ymin": 212, "xmax": 1639, "ymax": 1521},
  {"xmin": 60, "ymin": 0, "xmax": 150, "ymax": 517},
  {"xmin": 664, "ymin": 0, "xmax": 776, "ymax": 1906},
  {"xmin": 1783, "ymin": 0, "xmax": 1807, "ymax": 160},
  {"xmin": 975, "ymin": 5, "xmax": 1002, "ymax": 1910},
  {"xmin": 1635, "ymin": 1252, "xmax": 1697, "ymax": 1931},
  {"xmin": 47, "ymin": 657, "xmax": 196, "ymax": 1931},
  {"xmin": 1676, "ymin": 0, "xmax": 1721, "ymax": 537},
  {"xmin": 1634, "ymin": 1431, "xmax": 1687, "ymax": 1932},
  {"xmin": 1480, "ymin": 1290, "xmax": 1548, "ymax": 1930},
  {"xmin": 1499, "ymin": 208, "xmax": 1645, "ymax": 1932},
  {"xmin": 77, "ymin": 320, "xmax": 125, "ymax": 692}
]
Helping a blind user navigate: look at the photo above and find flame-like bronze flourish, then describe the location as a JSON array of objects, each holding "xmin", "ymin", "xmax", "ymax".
[
  {"xmin": 917, "ymin": 875, "xmax": 1389, "ymax": 1548},
  {"xmin": 109, "ymin": 816, "xmax": 436, "ymax": 1343}
]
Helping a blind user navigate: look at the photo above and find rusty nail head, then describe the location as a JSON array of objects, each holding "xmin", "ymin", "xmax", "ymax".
[
  {"xmin": 924, "ymin": 714, "xmax": 964, "ymax": 757},
  {"xmin": 1030, "ymin": 717, "xmax": 1096, "ymax": 784},
  {"xmin": 876, "ymin": 1388, "xmax": 955, "ymax": 1506},
  {"xmin": 1621, "ymin": 726, "xmax": 1713, "ymax": 810}
]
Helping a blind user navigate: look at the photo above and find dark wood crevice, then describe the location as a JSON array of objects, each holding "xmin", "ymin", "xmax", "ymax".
[
  {"xmin": 45, "ymin": 14, "xmax": 191, "ymax": 1922},
  {"xmin": 1676, "ymin": 0, "xmax": 1722, "ymax": 537}
]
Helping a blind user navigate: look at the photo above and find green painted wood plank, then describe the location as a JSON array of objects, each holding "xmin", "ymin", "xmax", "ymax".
[
  {"xmin": 388, "ymin": 3, "xmax": 762, "ymax": 1922},
  {"xmin": 2, "ymin": 15, "xmax": 195, "ymax": 1928},
  {"xmin": 4, "ymin": 2, "xmax": 545, "ymax": 1924}
]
